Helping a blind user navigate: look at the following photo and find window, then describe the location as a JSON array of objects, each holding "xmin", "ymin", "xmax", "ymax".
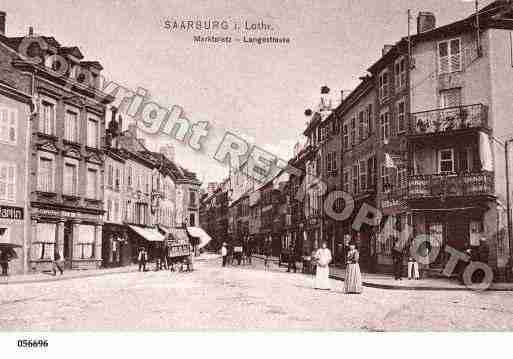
[
  {"xmin": 75, "ymin": 225, "xmax": 95, "ymax": 259},
  {"xmin": 438, "ymin": 38, "xmax": 461, "ymax": 74},
  {"xmin": 440, "ymin": 88, "xmax": 462, "ymax": 108},
  {"xmin": 63, "ymin": 162, "xmax": 78, "ymax": 196},
  {"xmin": 87, "ymin": 167, "xmax": 98, "ymax": 199},
  {"xmin": 342, "ymin": 169, "xmax": 350, "ymax": 193},
  {"xmin": 380, "ymin": 110, "xmax": 390, "ymax": 142},
  {"xmin": 106, "ymin": 199, "xmax": 112, "ymax": 221},
  {"xmin": 350, "ymin": 118, "xmax": 356, "ymax": 146},
  {"xmin": 189, "ymin": 190, "xmax": 196, "ymax": 206},
  {"xmin": 438, "ymin": 149, "xmax": 454, "ymax": 174},
  {"xmin": 367, "ymin": 104, "xmax": 373, "ymax": 135},
  {"xmin": 0, "ymin": 106, "xmax": 17, "ymax": 145},
  {"xmin": 107, "ymin": 164, "xmax": 113, "ymax": 188},
  {"xmin": 64, "ymin": 108, "xmax": 79, "ymax": 142},
  {"xmin": 394, "ymin": 57, "xmax": 407, "ymax": 90},
  {"xmin": 332, "ymin": 119, "xmax": 340, "ymax": 134},
  {"xmin": 381, "ymin": 165, "xmax": 391, "ymax": 192},
  {"xmin": 40, "ymin": 99, "xmax": 56, "ymax": 135},
  {"xmin": 32, "ymin": 223, "xmax": 56, "ymax": 260},
  {"xmin": 352, "ymin": 164, "xmax": 359, "ymax": 193},
  {"xmin": 359, "ymin": 160, "xmax": 367, "ymax": 192},
  {"xmin": 127, "ymin": 166, "xmax": 133, "ymax": 187},
  {"xmin": 87, "ymin": 116, "xmax": 99, "ymax": 148},
  {"xmin": 367, "ymin": 156, "xmax": 376, "ymax": 188},
  {"xmin": 358, "ymin": 111, "xmax": 366, "ymax": 141},
  {"xmin": 396, "ymin": 100, "xmax": 406, "ymax": 134},
  {"xmin": 0, "ymin": 162, "xmax": 16, "ymax": 201},
  {"xmin": 326, "ymin": 152, "xmax": 337, "ymax": 175},
  {"xmin": 38, "ymin": 157, "xmax": 54, "ymax": 192},
  {"xmin": 115, "ymin": 167, "xmax": 121, "ymax": 191},
  {"xmin": 343, "ymin": 124, "xmax": 349, "ymax": 150},
  {"xmin": 379, "ymin": 70, "xmax": 389, "ymax": 101}
]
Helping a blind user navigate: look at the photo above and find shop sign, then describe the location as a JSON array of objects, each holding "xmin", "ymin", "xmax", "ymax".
[
  {"xmin": 35, "ymin": 208, "xmax": 101, "ymax": 222},
  {"xmin": 0, "ymin": 205, "xmax": 24, "ymax": 220}
]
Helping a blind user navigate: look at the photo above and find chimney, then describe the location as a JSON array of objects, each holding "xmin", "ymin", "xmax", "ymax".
[
  {"xmin": 28, "ymin": 26, "xmax": 33, "ymax": 36},
  {"xmin": 340, "ymin": 90, "xmax": 344, "ymax": 104},
  {"xmin": 417, "ymin": 11, "xmax": 436, "ymax": 34},
  {"xmin": 382, "ymin": 45, "xmax": 394, "ymax": 57},
  {"xmin": 0, "ymin": 12, "xmax": 6, "ymax": 36},
  {"xmin": 160, "ymin": 144, "xmax": 175, "ymax": 162}
]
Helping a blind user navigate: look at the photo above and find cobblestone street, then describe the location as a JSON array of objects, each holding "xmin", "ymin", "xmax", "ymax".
[{"xmin": 2, "ymin": 257, "xmax": 513, "ymax": 331}]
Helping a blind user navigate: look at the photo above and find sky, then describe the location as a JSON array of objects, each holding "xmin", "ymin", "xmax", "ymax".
[{"xmin": 2, "ymin": 0, "xmax": 494, "ymax": 185}]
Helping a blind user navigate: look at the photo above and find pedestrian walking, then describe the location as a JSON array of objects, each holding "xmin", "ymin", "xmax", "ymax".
[
  {"xmin": 221, "ymin": 242, "xmax": 228, "ymax": 267},
  {"xmin": 52, "ymin": 248, "xmax": 64, "ymax": 276},
  {"xmin": 314, "ymin": 241, "xmax": 332, "ymax": 290},
  {"xmin": 0, "ymin": 249, "xmax": 10, "ymax": 276},
  {"xmin": 287, "ymin": 244, "xmax": 297, "ymax": 273},
  {"xmin": 138, "ymin": 247, "xmax": 147, "ymax": 272},
  {"xmin": 407, "ymin": 240, "xmax": 420, "ymax": 280},
  {"xmin": 391, "ymin": 237, "xmax": 404, "ymax": 280},
  {"xmin": 234, "ymin": 243, "xmax": 243, "ymax": 265},
  {"xmin": 344, "ymin": 244, "xmax": 362, "ymax": 294},
  {"xmin": 264, "ymin": 240, "xmax": 272, "ymax": 270},
  {"xmin": 244, "ymin": 241, "xmax": 252, "ymax": 265}
]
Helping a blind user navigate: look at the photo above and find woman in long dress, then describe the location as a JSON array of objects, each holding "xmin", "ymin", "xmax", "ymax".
[
  {"xmin": 344, "ymin": 244, "xmax": 362, "ymax": 294},
  {"xmin": 314, "ymin": 242, "xmax": 332, "ymax": 290}
]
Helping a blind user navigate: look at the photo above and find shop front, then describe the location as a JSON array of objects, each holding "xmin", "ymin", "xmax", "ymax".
[
  {"xmin": 102, "ymin": 223, "xmax": 130, "ymax": 267},
  {"xmin": 30, "ymin": 206, "xmax": 103, "ymax": 272}
]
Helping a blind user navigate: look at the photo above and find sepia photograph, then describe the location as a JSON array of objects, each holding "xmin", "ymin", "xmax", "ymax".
[{"xmin": 1, "ymin": 0, "xmax": 513, "ymax": 356}]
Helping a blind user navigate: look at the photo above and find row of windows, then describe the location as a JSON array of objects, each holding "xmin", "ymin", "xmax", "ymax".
[
  {"xmin": 341, "ymin": 157, "xmax": 377, "ymax": 194},
  {"xmin": 40, "ymin": 97, "xmax": 101, "ymax": 148},
  {"xmin": 37, "ymin": 155, "xmax": 100, "ymax": 199}
]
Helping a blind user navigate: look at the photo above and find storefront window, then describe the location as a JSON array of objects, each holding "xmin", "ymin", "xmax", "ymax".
[
  {"xmin": 75, "ymin": 225, "xmax": 95, "ymax": 259},
  {"xmin": 32, "ymin": 223, "xmax": 56, "ymax": 260}
]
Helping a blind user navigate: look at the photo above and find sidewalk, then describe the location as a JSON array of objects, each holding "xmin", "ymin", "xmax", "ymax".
[
  {"xmin": 0, "ymin": 253, "xmax": 216, "ymax": 286},
  {"xmin": 0, "ymin": 264, "xmax": 140, "ymax": 285},
  {"xmin": 251, "ymin": 254, "xmax": 513, "ymax": 291}
]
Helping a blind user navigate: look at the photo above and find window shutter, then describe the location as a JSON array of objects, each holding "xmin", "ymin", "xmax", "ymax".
[{"xmin": 450, "ymin": 39, "xmax": 461, "ymax": 72}]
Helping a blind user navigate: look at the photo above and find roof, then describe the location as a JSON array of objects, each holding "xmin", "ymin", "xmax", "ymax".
[{"xmin": 368, "ymin": 0, "xmax": 513, "ymax": 74}]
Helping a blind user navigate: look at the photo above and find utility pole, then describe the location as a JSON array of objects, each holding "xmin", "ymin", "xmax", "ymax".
[{"xmin": 506, "ymin": 140, "xmax": 513, "ymax": 280}]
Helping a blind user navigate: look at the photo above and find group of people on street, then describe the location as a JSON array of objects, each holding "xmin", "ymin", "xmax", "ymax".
[
  {"xmin": 220, "ymin": 242, "xmax": 253, "ymax": 267},
  {"xmin": 137, "ymin": 246, "xmax": 194, "ymax": 273},
  {"xmin": 391, "ymin": 236, "xmax": 490, "ymax": 282},
  {"xmin": 313, "ymin": 241, "xmax": 362, "ymax": 294}
]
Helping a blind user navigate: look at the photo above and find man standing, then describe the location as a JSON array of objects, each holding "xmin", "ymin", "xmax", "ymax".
[
  {"xmin": 52, "ymin": 248, "xmax": 64, "ymax": 276},
  {"xmin": 221, "ymin": 242, "xmax": 228, "ymax": 267},
  {"xmin": 287, "ymin": 244, "xmax": 297, "ymax": 273},
  {"xmin": 392, "ymin": 237, "xmax": 404, "ymax": 280},
  {"xmin": 138, "ymin": 247, "xmax": 147, "ymax": 272}
]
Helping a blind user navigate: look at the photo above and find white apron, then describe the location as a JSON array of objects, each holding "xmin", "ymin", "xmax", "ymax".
[{"xmin": 314, "ymin": 248, "xmax": 332, "ymax": 290}]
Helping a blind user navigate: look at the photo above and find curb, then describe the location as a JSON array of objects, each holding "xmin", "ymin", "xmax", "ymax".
[
  {"xmin": 251, "ymin": 254, "xmax": 512, "ymax": 291},
  {"xmin": 0, "ymin": 267, "xmax": 139, "ymax": 286}
]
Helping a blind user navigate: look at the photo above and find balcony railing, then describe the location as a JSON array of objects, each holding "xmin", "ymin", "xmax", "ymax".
[
  {"xmin": 406, "ymin": 172, "xmax": 494, "ymax": 199},
  {"xmin": 410, "ymin": 104, "xmax": 488, "ymax": 135}
]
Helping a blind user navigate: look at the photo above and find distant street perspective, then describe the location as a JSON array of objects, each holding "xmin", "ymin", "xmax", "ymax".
[{"xmin": 2, "ymin": 255, "xmax": 513, "ymax": 331}]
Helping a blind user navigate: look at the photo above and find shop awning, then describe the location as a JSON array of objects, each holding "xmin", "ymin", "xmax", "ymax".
[
  {"xmin": 166, "ymin": 227, "xmax": 190, "ymax": 243},
  {"xmin": 186, "ymin": 226, "xmax": 212, "ymax": 249},
  {"xmin": 128, "ymin": 225, "xmax": 164, "ymax": 242}
]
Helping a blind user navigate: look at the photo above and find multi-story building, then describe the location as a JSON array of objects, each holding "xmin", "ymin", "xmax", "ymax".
[
  {"xmin": 175, "ymin": 167, "xmax": 201, "ymax": 227},
  {"xmin": 370, "ymin": 1, "xmax": 513, "ymax": 277},
  {"xmin": 0, "ymin": 22, "xmax": 115, "ymax": 271},
  {"xmin": 329, "ymin": 76, "xmax": 378, "ymax": 270},
  {"xmin": 0, "ymin": 71, "xmax": 32, "ymax": 274}
]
